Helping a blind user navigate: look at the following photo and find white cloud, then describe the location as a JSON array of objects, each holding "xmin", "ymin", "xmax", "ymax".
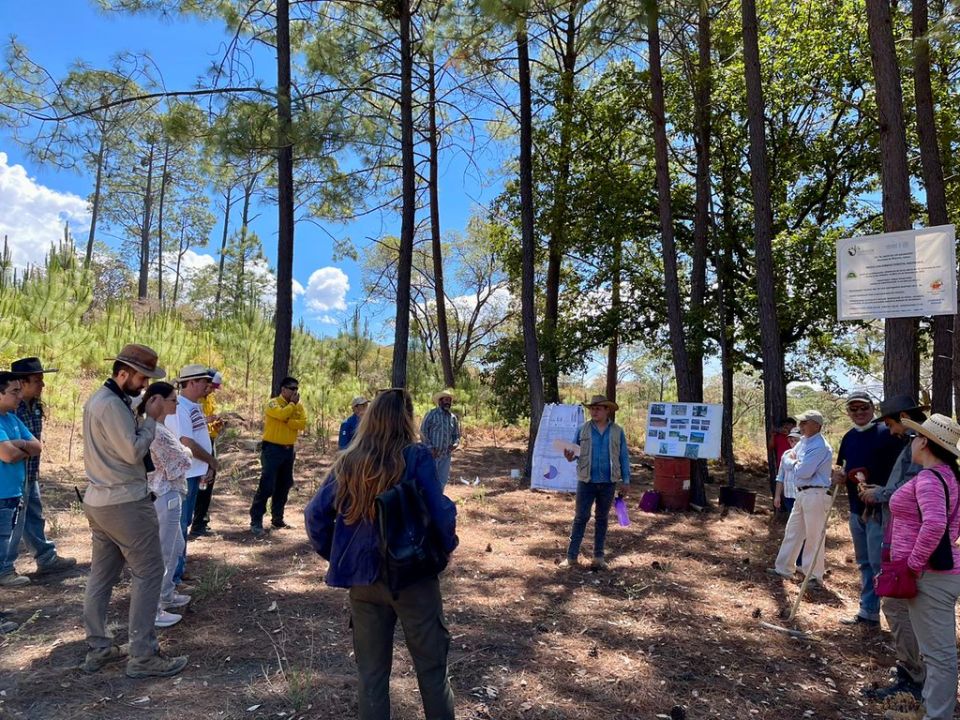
[
  {"xmin": 178, "ymin": 249, "xmax": 217, "ymax": 273},
  {"xmin": 304, "ymin": 266, "xmax": 349, "ymax": 314},
  {"xmin": 0, "ymin": 152, "xmax": 90, "ymax": 267}
]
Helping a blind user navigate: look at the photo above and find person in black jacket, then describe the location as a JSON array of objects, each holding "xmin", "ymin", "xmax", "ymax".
[{"xmin": 305, "ymin": 388, "xmax": 457, "ymax": 720}]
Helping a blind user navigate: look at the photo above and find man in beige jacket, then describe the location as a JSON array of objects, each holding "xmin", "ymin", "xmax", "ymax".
[{"xmin": 81, "ymin": 344, "xmax": 187, "ymax": 679}]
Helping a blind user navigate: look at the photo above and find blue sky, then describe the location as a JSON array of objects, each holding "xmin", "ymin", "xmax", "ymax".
[{"xmin": 0, "ymin": 1, "xmax": 500, "ymax": 338}]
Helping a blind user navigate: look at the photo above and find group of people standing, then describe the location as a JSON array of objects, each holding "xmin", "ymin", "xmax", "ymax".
[{"xmin": 768, "ymin": 392, "xmax": 960, "ymax": 720}]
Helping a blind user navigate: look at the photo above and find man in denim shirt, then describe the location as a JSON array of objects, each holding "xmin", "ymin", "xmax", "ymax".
[{"xmin": 560, "ymin": 395, "xmax": 630, "ymax": 571}]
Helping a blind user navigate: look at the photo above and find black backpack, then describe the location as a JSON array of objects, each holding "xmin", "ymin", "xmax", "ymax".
[{"xmin": 375, "ymin": 468, "xmax": 450, "ymax": 594}]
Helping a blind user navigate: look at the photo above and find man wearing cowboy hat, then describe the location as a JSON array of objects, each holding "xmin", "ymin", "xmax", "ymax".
[
  {"xmin": 338, "ymin": 396, "xmax": 369, "ymax": 449},
  {"xmin": 81, "ymin": 344, "xmax": 187, "ymax": 678},
  {"xmin": 0, "ymin": 358, "xmax": 76, "ymax": 586},
  {"xmin": 859, "ymin": 395, "xmax": 928, "ymax": 702},
  {"xmin": 165, "ymin": 365, "xmax": 216, "ymax": 582},
  {"xmin": 559, "ymin": 395, "xmax": 631, "ymax": 571},
  {"xmin": 832, "ymin": 391, "xmax": 903, "ymax": 627},
  {"xmin": 420, "ymin": 390, "xmax": 460, "ymax": 489}
]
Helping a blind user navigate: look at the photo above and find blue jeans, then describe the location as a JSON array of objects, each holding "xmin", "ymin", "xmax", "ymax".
[
  {"xmin": 434, "ymin": 453, "xmax": 451, "ymax": 489},
  {"xmin": 0, "ymin": 496, "xmax": 21, "ymax": 576},
  {"xmin": 1, "ymin": 480, "xmax": 56, "ymax": 575},
  {"xmin": 850, "ymin": 513, "xmax": 883, "ymax": 621},
  {"xmin": 174, "ymin": 476, "xmax": 201, "ymax": 585},
  {"xmin": 567, "ymin": 482, "xmax": 617, "ymax": 560}
]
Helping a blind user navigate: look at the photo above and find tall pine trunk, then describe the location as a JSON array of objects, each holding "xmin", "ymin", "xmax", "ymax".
[
  {"xmin": 742, "ymin": 0, "xmax": 787, "ymax": 485},
  {"xmin": 518, "ymin": 16, "xmax": 545, "ymax": 478},
  {"xmin": 688, "ymin": 0, "xmax": 713, "ymax": 505},
  {"xmin": 391, "ymin": 0, "xmax": 416, "ymax": 388},
  {"xmin": 912, "ymin": 0, "xmax": 952, "ymax": 413},
  {"xmin": 605, "ymin": 237, "xmax": 621, "ymax": 404},
  {"xmin": 271, "ymin": 0, "xmax": 295, "ymax": 395},
  {"xmin": 85, "ymin": 135, "xmax": 106, "ymax": 269},
  {"xmin": 866, "ymin": 0, "xmax": 918, "ymax": 398},
  {"xmin": 542, "ymin": 2, "xmax": 580, "ymax": 404},
  {"xmin": 647, "ymin": 1, "xmax": 692, "ymax": 399},
  {"xmin": 427, "ymin": 51, "xmax": 455, "ymax": 388},
  {"xmin": 214, "ymin": 186, "xmax": 232, "ymax": 317},
  {"xmin": 137, "ymin": 143, "xmax": 155, "ymax": 300},
  {"xmin": 155, "ymin": 143, "xmax": 170, "ymax": 307}
]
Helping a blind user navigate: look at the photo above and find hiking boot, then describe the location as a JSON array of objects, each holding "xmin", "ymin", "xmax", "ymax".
[
  {"xmin": 0, "ymin": 571, "xmax": 30, "ymax": 587},
  {"xmin": 884, "ymin": 705, "xmax": 925, "ymax": 720},
  {"xmin": 154, "ymin": 609, "xmax": 182, "ymax": 628},
  {"xmin": 271, "ymin": 519, "xmax": 291, "ymax": 530},
  {"xmin": 81, "ymin": 644, "xmax": 128, "ymax": 673},
  {"xmin": 862, "ymin": 679, "xmax": 923, "ymax": 702},
  {"xmin": 188, "ymin": 526, "xmax": 211, "ymax": 539},
  {"xmin": 840, "ymin": 614, "xmax": 880, "ymax": 627},
  {"xmin": 558, "ymin": 557, "xmax": 579, "ymax": 569},
  {"xmin": 36, "ymin": 555, "xmax": 77, "ymax": 575},
  {"xmin": 0, "ymin": 618, "xmax": 17, "ymax": 634},
  {"xmin": 590, "ymin": 558, "xmax": 609, "ymax": 571},
  {"xmin": 161, "ymin": 592, "xmax": 191, "ymax": 610},
  {"xmin": 765, "ymin": 567, "xmax": 793, "ymax": 579},
  {"xmin": 250, "ymin": 524, "xmax": 266, "ymax": 537},
  {"xmin": 805, "ymin": 577, "xmax": 825, "ymax": 589},
  {"xmin": 125, "ymin": 653, "xmax": 188, "ymax": 679}
]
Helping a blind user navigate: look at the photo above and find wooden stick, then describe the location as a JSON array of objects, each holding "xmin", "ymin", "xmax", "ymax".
[
  {"xmin": 787, "ymin": 485, "xmax": 840, "ymax": 622},
  {"xmin": 758, "ymin": 620, "xmax": 815, "ymax": 639}
]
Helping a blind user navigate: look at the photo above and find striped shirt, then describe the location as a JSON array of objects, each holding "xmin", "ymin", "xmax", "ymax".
[{"xmin": 420, "ymin": 407, "xmax": 460, "ymax": 457}]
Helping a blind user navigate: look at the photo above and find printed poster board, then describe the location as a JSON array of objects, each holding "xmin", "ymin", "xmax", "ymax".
[
  {"xmin": 643, "ymin": 402, "xmax": 722, "ymax": 460},
  {"xmin": 836, "ymin": 225, "xmax": 957, "ymax": 321},
  {"xmin": 530, "ymin": 403, "xmax": 584, "ymax": 493}
]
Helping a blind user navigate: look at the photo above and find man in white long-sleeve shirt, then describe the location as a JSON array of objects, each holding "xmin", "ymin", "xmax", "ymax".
[{"xmin": 767, "ymin": 410, "xmax": 834, "ymax": 587}]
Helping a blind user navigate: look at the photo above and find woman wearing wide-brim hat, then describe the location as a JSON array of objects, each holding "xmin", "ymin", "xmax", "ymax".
[{"xmin": 885, "ymin": 414, "xmax": 960, "ymax": 720}]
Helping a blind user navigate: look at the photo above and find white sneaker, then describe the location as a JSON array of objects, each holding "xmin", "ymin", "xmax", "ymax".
[
  {"xmin": 154, "ymin": 609, "xmax": 182, "ymax": 628},
  {"xmin": 161, "ymin": 592, "xmax": 191, "ymax": 609}
]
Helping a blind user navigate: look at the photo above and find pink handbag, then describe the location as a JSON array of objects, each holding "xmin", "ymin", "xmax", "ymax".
[{"xmin": 874, "ymin": 523, "xmax": 918, "ymax": 599}]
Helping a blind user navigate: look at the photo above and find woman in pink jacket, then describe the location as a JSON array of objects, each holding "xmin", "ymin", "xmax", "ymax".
[{"xmin": 888, "ymin": 414, "xmax": 960, "ymax": 720}]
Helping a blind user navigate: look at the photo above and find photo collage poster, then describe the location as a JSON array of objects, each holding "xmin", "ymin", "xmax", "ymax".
[{"xmin": 643, "ymin": 402, "xmax": 723, "ymax": 460}]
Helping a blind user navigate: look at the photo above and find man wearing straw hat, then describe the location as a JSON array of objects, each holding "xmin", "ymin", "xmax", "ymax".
[
  {"xmin": 338, "ymin": 396, "xmax": 369, "ymax": 449},
  {"xmin": 0, "ymin": 357, "xmax": 76, "ymax": 585},
  {"xmin": 81, "ymin": 344, "xmax": 187, "ymax": 678},
  {"xmin": 559, "ymin": 394, "xmax": 631, "ymax": 571},
  {"xmin": 420, "ymin": 390, "xmax": 460, "ymax": 489}
]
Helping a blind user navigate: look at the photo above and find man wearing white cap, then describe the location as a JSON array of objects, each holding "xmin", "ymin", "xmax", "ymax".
[
  {"xmin": 767, "ymin": 409, "xmax": 834, "ymax": 586},
  {"xmin": 338, "ymin": 396, "xmax": 368, "ymax": 449},
  {"xmin": 420, "ymin": 390, "xmax": 460, "ymax": 489},
  {"xmin": 190, "ymin": 370, "xmax": 224, "ymax": 538},
  {"xmin": 165, "ymin": 365, "xmax": 216, "ymax": 584}
]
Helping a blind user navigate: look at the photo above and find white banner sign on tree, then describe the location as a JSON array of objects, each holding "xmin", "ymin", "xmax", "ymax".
[
  {"xmin": 836, "ymin": 225, "xmax": 957, "ymax": 321},
  {"xmin": 530, "ymin": 404, "xmax": 584, "ymax": 493},
  {"xmin": 643, "ymin": 402, "xmax": 723, "ymax": 460}
]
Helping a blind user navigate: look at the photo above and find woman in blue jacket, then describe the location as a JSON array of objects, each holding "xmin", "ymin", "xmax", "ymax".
[{"xmin": 305, "ymin": 388, "xmax": 458, "ymax": 720}]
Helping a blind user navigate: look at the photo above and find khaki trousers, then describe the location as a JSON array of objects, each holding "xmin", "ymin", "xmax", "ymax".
[
  {"xmin": 774, "ymin": 488, "xmax": 831, "ymax": 581},
  {"xmin": 881, "ymin": 596, "xmax": 924, "ymax": 684},
  {"xmin": 83, "ymin": 497, "xmax": 163, "ymax": 659},
  {"xmin": 349, "ymin": 576, "xmax": 454, "ymax": 720},
  {"xmin": 907, "ymin": 571, "xmax": 960, "ymax": 720}
]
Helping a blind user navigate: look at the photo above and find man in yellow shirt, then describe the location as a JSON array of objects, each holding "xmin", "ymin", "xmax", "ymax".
[{"xmin": 249, "ymin": 376, "xmax": 306, "ymax": 536}]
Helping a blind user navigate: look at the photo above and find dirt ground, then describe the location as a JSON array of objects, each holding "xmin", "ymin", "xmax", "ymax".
[{"xmin": 0, "ymin": 430, "xmax": 936, "ymax": 720}]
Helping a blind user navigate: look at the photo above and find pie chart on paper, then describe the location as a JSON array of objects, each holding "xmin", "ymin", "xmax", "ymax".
[{"xmin": 544, "ymin": 465, "xmax": 558, "ymax": 480}]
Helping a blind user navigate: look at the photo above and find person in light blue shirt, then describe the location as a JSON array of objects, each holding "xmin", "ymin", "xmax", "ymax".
[
  {"xmin": 768, "ymin": 409, "xmax": 834, "ymax": 587},
  {"xmin": 560, "ymin": 395, "xmax": 630, "ymax": 571},
  {"xmin": 0, "ymin": 372, "xmax": 42, "ymax": 587}
]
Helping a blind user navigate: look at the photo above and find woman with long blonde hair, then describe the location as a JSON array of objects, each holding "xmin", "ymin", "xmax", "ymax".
[{"xmin": 306, "ymin": 388, "xmax": 457, "ymax": 720}]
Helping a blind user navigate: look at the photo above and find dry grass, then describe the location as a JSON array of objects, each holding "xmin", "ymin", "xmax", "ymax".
[{"xmin": 0, "ymin": 428, "xmax": 920, "ymax": 719}]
